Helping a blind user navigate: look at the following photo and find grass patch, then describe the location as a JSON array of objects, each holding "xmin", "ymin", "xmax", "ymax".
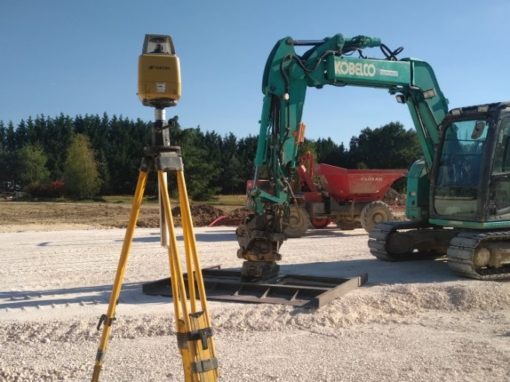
[
  {"xmin": 101, "ymin": 195, "xmax": 160, "ymax": 204},
  {"xmin": 4, "ymin": 193, "xmax": 245, "ymax": 206},
  {"xmin": 101, "ymin": 194, "xmax": 244, "ymax": 205},
  {"xmin": 204, "ymin": 194, "xmax": 245, "ymax": 207}
]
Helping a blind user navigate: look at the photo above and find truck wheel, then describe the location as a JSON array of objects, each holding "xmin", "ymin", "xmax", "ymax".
[
  {"xmin": 310, "ymin": 217, "xmax": 331, "ymax": 229},
  {"xmin": 284, "ymin": 206, "xmax": 309, "ymax": 238},
  {"xmin": 360, "ymin": 201, "xmax": 392, "ymax": 232}
]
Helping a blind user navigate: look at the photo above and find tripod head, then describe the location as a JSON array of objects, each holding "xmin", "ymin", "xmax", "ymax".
[{"xmin": 142, "ymin": 108, "xmax": 181, "ymax": 163}]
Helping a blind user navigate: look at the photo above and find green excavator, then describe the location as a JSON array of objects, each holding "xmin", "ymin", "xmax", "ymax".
[{"xmin": 236, "ymin": 33, "xmax": 510, "ymax": 281}]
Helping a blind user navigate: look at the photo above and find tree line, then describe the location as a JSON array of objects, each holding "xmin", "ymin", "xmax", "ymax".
[{"xmin": 0, "ymin": 114, "xmax": 421, "ymax": 200}]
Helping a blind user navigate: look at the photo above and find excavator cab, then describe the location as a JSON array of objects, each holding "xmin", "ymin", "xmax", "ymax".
[
  {"xmin": 490, "ymin": 115, "xmax": 510, "ymax": 217},
  {"xmin": 416, "ymin": 102, "xmax": 510, "ymax": 278},
  {"xmin": 432, "ymin": 112, "xmax": 490, "ymax": 220},
  {"xmin": 431, "ymin": 102, "xmax": 510, "ymax": 225}
]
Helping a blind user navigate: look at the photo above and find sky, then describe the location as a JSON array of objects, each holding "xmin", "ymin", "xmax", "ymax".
[{"xmin": 1, "ymin": 0, "xmax": 509, "ymax": 145}]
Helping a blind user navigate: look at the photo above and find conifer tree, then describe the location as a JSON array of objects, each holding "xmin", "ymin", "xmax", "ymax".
[{"xmin": 17, "ymin": 144, "xmax": 50, "ymax": 186}]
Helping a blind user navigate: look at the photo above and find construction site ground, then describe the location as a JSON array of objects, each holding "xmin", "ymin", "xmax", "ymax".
[
  {"xmin": 0, "ymin": 200, "xmax": 242, "ymax": 231},
  {"xmin": 1, "ymin": 202, "xmax": 509, "ymax": 381}
]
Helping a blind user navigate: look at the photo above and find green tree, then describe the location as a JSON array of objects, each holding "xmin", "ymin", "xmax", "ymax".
[
  {"xmin": 297, "ymin": 138, "xmax": 318, "ymax": 161},
  {"xmin": 1, "ymin": 113, "xmax": 425, "ymax": 200},
  {"xmin": 17, "ymin": 144, "xmax": 50, "ymax": 187},
  {"xmin": 5, "ymin": 122, "xmax": 16, "ymax": 151},
  {"xmin": 178, "ymin": 128, "xmax": 220, "ymax": 200},
  {"xmin": 316, "ymin": 137, "xmax": 347, "ymax": 166},
  {"xmin": 237, "ymin": 135, "xmax": 258, "ymax": 186},
  {"xmin": 0, "ymin": 150, "xmax": 17, "ymax": 187},
  {"xmin": 219, "ymin": 133, "xmax": 244, "ymax": 194},
  {"xmin": 64, "ymin": 134, "xmax": 101, "ymax": 199},
  {"xmin": 348, "ymin": 122, "xmax": 420, "ymax": 169}
]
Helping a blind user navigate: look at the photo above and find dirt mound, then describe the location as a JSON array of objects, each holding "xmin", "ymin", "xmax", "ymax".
[
  {"xmin": 227, "ymin": 207, "xmax": 250, "ymax": 220},
  {"xmin": 171, "ymin": 204, "xmax": 225, "ymax": 227},
  {"xmin": 137, "ymin": 204, "xmax": 227, "ymax": 228},
  {"xmin": 207, "ymin": 207, "xmax": 250, "ymax": 226}
]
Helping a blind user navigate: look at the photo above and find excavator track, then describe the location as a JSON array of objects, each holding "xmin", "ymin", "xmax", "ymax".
[
  {"xmin": 370, "ymin": 222, "xmax": 510, "ymax": 280},
  {"xmin": 368, "ymin": 220, "xmax": 440, "ymax": 261},
  {"xmin": 447, "ymin": 231, "xmax": 510, "ymax": 280},
  {"xmin": 368, "ymin": 221, "xmax": 418, "ymax": 261}
]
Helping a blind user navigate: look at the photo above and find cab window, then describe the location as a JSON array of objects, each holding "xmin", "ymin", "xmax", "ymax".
[{"xmin": 490, "ymin": 117, "xmax": 510, "ymax": 215}]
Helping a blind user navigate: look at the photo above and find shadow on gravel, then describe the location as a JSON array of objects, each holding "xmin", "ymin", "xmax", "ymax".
[
  {"xmin": 130, "ymin": 227, "xmax": 362, "ymax": 243},
  {"xmin": 112, "ymin": 226, "xmax": 368, "ymax": 245},
  {"xmin": 301, "ymin": 228, "xmax": 367, "ymax": 238},
  {"xmin": 0, "ymin": 282, "xmax": 167, "ymax": 310},
  {"xmin": 281, "ymin": 257, "xmax": 462, "ymax": 285},
  {"xmin": 129, "ymin": 230, "xmax": 237, "ymax": 243},
  {"xmin": 1, "ymin": 258, "xmax": 466, "ymax": 311}
]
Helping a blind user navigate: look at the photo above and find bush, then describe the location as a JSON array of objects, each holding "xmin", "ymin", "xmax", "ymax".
[{"xmin": 25, "ymin": 180, "xmax": 65, "ymax": 198}]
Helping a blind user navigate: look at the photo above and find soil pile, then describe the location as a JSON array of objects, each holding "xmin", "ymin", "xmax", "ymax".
[{"xmin": 170, "ymin": 204, "xmax": 225, "ymax": 226}]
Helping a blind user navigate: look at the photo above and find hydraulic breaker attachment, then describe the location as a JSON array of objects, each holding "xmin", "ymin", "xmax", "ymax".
[{"xmin": 236, "ymin": 212, "xmax": 285, "ymax": 280}]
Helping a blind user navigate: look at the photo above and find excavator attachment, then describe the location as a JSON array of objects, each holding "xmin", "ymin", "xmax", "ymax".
[{"xmin": 143, "ymin": 266, "xmax": 367, "ymax": 309}]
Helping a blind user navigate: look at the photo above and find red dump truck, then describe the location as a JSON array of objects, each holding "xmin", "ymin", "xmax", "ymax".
[
  {"xmin": 284, "ymin": 152, "xmax": 407, "ymax": 236},
  {"xmin": 246, "ymin": 153, "xmax": 407, "ymax": 237}
]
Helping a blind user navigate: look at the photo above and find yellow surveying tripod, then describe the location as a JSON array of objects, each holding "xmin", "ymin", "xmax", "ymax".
[{"xmin": 91, "ymin": 109, "xmax": 218, "ymax": 381}]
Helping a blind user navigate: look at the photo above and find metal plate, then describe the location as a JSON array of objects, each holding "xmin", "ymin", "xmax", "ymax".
[{"xmin": 142, "ymin": 267, "xmax": 368, "ymax": 309}]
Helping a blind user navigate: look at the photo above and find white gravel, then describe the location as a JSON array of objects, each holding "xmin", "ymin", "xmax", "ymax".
[{"xmin": 0, "ymin": 226, "xmax": 509, "ymax": 381}]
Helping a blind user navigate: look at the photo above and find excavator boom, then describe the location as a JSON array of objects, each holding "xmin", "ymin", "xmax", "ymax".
[{"xmin": 238, "ymin": 33, "xmax": 450, "ymax": 280}]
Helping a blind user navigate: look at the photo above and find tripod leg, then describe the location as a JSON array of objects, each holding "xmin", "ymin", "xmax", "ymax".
[
  {"xmin": 158, "ymin": 172, "xmax": 169, "ymax": 247},
  {"xmin": 91, "ymin": 170, "xmax": 148, "ymax": 382},
  {"xmin": 158, "ymin": 170, "xmax": 218, "ymax": 381},
  {"xmin": 157, "ymin": 171, "xmax": 191, "ymax": 322},
  {"xmin": 178, "ymin": 177, "xmax": 196, "ymax": 311},
  {"xmin": 176, "ymin": 170, "xmax": 211, "ymax": 317},
  {"xmin": 176, "ymin": 170, "xmax": 218, "ymax": 381},
  {"xmin": 157, "ymin": 171, "xmax": 195, "ymax": 380}
]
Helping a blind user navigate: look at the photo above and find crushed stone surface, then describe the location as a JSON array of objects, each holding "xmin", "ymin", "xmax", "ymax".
[{"xmin": 0, "ymin": 226, "xmax": 509, "ymax": 381}]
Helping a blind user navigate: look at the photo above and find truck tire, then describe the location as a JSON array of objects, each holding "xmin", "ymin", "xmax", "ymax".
[
  {"xmin": 360, "ymin": 201, "xmax": 392, "ymax": 233},
  {"xmin": 284, "ymin": 206, "xmax": 309, "ymax": 238}
]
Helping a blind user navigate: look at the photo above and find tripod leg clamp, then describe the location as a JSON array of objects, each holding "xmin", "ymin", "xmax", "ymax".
[
  {"xmin": 176, "ymin": 327, "xmax": 214, "ymax": 350},
  {"xmin": 192, "ymin": 357, "xmax": 218, "ymax": 374},
  {"xmin": 96, "ymin": 314, "xmax": 116, "ymax": 331}
]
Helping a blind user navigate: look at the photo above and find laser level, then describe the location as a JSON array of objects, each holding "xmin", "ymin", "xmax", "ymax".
[{"xmin": 138, "ymin": 34, "xmax": 181, "ymax": 108}]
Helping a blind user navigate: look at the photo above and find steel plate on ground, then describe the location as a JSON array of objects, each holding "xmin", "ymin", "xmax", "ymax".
[{"xmin": 142, "ymin": 267, "xmax": 368, "ymax": 309}]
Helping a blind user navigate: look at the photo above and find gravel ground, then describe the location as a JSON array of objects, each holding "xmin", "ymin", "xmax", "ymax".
[{"xmin": 0, "ymin": 226, "xmax": 509, "ymax": 381}]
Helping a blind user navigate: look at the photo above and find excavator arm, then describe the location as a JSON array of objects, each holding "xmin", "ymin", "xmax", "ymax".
[{"xmin": 237, "ymin": 34, "xmax": 449, "ymax": 280}]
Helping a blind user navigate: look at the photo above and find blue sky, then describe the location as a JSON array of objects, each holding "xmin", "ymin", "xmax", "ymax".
[{"xmin": 1, "ymin": 1, "xmax": 508, "ymax": 145}]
